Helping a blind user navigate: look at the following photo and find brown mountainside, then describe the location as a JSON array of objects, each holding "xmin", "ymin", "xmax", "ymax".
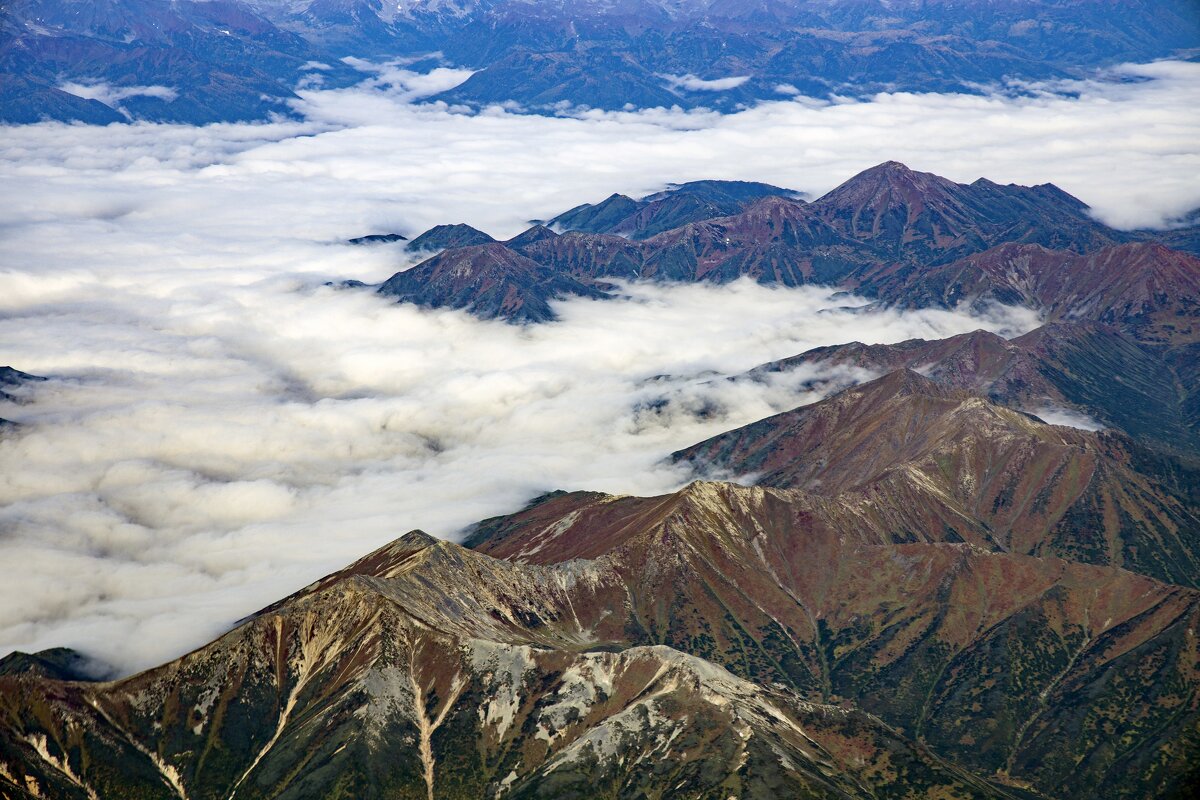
[
  {"xmin": 375, "ymin": 162, "xmax": 1200, "ymax": 322},
  {"xmin": 0, "ymin": 530, "xmax": 1016, "ymax": 800},
  {"xmin": 674, "ymin": 369, "xmax": 1200, "ymax": 587},
  {"xmin": 466, "ymin": 479, "xmax": 1200, "ymax": 799},
  {"xmin": 4, "ymin": 378, "xmax": 1200, "ymax": 798},
  {"xmin": 861, "ymin": 242, "xmax": 1200, "ymax": 346},
  {"xmin": 741, "ymin": 322, "xmax": 1200, "ymax": 457}
]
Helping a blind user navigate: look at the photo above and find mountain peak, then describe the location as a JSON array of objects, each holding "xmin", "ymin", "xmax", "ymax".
[
  {"xmin": 405, "ymin": 223, "xmax": 495, "ymax": 253},
  {"xmin": 672, "ymin": 368, "xmax": 1054, "ymax": 495},
  {"xmin": 840, "ymin": 367, "xmax": 960, "ymax": 410},
  {"xmin": 874, "ymin": 160, "xmax": 915, "ymax": 173},
  {"xmin": 546, "ymin": 192, "xmax": 642, "ymax": 234},
  {"xmin": 266, "ymin": 529, "xmax": 447, "ymax": 610},
  {"xmin": 401, "ymin": 242, "xmax": 543, "ymax": 279},
  {"xmin": 823, "ymin": 160, "xmax": 959, "ymax": 199},
  {"xmin": 505, "ymin": 223, "xmax": 559, "ymax": 250},
  {"xmin": 0, "ymin": 647, "xmax": 104, "ymax": 682}
]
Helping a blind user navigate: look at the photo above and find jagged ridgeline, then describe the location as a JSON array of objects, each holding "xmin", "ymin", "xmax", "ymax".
[
  {"xmin": 364, "ymin": 163, "xmax": 1200, "ymax": 324},
  {"xmin": 5, "ymin": 167, "xmax": 1200, "ymax": 797},
  {"xmin": 4, "ymin": 367, "xmax": 1200, "ymax": 798}
]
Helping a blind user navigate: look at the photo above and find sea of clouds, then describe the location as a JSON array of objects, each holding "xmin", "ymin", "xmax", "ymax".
[{"xmin": 0, "ymin": 59, "xmax": 1197, "ymax": 674}]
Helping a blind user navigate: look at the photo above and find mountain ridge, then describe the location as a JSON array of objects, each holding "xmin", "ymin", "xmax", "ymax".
[
  {"xmin": 0, "ymin": 512, "xmax": 1035, "ymax": 800},
  {"xmin": 4, "ymin": 374, "xmax": 1200, "ymax": 797},
  {"xmin": 370, "ymin": 161, "xmax": 1199, "ymax": 324},
  {"xmin": 7, "ymin": 0, "xmax": 1199, "ymax": 122},
  {"xmin": 673, "ymin": 368, "xmax": 1200, "ymax": 587}
]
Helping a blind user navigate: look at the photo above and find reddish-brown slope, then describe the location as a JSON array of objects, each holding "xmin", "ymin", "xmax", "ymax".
[
  {"xmin": 377, "ymin": 242, "xmax": 607, "ymax": 322},
  {"xmin": 673, "ymin": 369, "xmax": 1200, "ymax": 586},
  {"xmin": 0, "ymin": 530, "xmax": 1011, "ymax": 800},
  {"xmin": 742, "ymin": 322, "xmax": 1200, "ymax": 458},
  {"xmin": 865, "ymin": 242, "xmax": 1200, "ymax": 344},
  {"xmin": 467, "ymin": 480, "xmax": 1200, "ymax": 799}
]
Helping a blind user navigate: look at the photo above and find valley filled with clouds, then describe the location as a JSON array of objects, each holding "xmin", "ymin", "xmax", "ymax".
[{"xmin": 1, "ymin": 60, "xmax": 1197, "ymax": 674}]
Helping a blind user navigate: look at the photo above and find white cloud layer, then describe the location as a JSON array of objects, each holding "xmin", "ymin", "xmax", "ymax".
[
  {"xmin": 0, "ymin": 60, "xmax": 1196, "ymax": 674},
  {"xmin": 661, "ymin": 73, "xmax": 752, "ymax": 92},
  {"xmin": 59, "ymin": 81, "xmax": 178, "ymax": 108}
]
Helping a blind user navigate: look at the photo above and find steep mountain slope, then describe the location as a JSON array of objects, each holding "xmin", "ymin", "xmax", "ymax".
[
  {"xmin": 377, "ymin": 243, "xmax": 606, "ymax": 322},
  {"xmin": 637, "ymin": 195, "xmax": 871, "ymax": 284},
  {"xmin": 863, "ymin": 242, "xmax": 1200, "ymax": 342},
  {"xmin": 674, "ymin": 369, "xmax": 1200, "ymax": 587},
  {"xmin": 811, "ymin": 162, "xmax": 1124, "ymax": 265},
  {"xmin": 467, "ymin": 480, "xmax": 1200, "ymax": 799},
  {"xmin": 0, "ymin": 531, "xmax": 1015, "ymax": 800},
  {"xmin": 405, "ymin": 223, "xmax": 495, "ymax": 253},
  {"xmin": 515, "ymin": 231, "xmax": 645, "ymax": 281},
  {"xmin": 379, "ymin": 162, "xmax": 1197, "ymax": 322},
  {"xmin": 853, "ymin": 242, "xmax": 1200, "ymax": 435},
  {"xmin": 740, "ymin": 323, "xmax": 1200, "ymax": 458},
  {"xmin": 5, "ymin": 371, "xmax": 1200, "ymax": 797}
]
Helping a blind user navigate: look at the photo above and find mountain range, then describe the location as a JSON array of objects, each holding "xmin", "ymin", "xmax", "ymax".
[
  {"xmin": 370, "ymin": 161, "xmax": 1200, "ymax": 323},
  {"xmin": 4, "ymin": 371, "xmax": 1200, "ymax": 797},
  {"xmin": 4, "ymin": 0, "xmax": 1199, "ymax": 122},
  {"xmin": 5, "ymin": 154, "xmax": 1200, "ymax": 795},
  {"xmin": 5, "ymin": 0, "xmax": 1200, "ymax": 778}
]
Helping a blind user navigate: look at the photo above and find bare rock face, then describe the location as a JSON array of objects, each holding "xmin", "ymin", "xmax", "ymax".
[
  {"xmin": 467, "ymin": 478, "xmax": 1200, "ymax": 800},
  {"xmin": 0, "ymin": 529, "xmax": 1007, "ymax": 800}
]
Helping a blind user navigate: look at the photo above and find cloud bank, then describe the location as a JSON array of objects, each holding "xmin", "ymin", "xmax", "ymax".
[{"xmin": 0, "ymin": 60, "xmax": 1196, "ymax": 674}]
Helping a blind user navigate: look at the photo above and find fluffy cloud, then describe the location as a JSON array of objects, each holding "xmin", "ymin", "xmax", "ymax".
[
  {"xmin": 340, "ymin": 57, "xmax": 476, "ymax": 101},
  {"xmin": 0, "ymin": 60, "xmax": 1195, "ymax": 674},
  {"xmin": 661, "ymin": 74, "xmax": 752, "ymax": 92},
  {"xmin": 59, "ymin": 81, "xmax": 178, "ymax": 108}
]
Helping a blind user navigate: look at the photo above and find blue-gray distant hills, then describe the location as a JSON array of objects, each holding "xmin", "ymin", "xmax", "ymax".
[{"xmin": 4, "ymin": 0, "xmax": 1199, "ymax": 123}]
